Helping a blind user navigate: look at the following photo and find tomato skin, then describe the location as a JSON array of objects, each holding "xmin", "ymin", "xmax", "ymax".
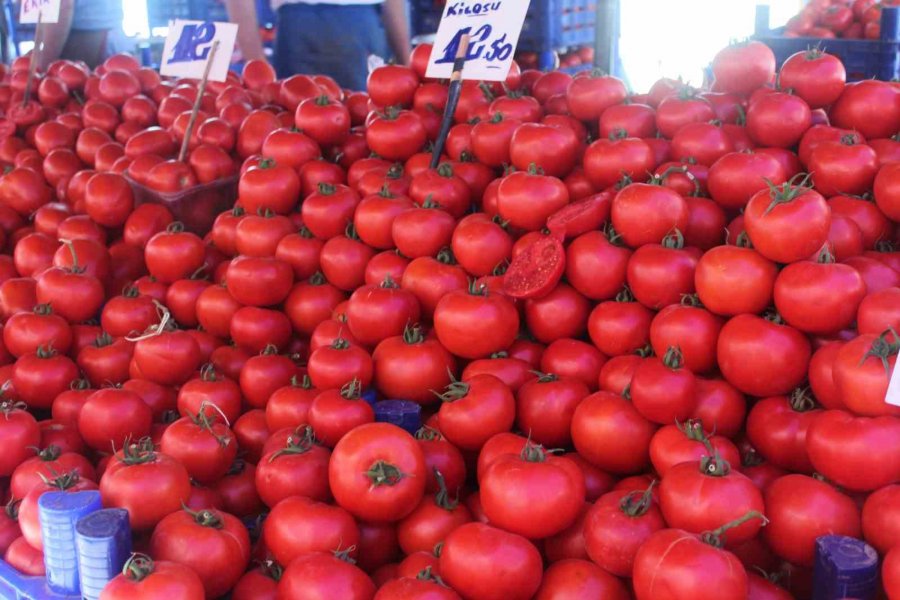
[
  {"xmin": 857, "ymin": 288, "xmax": 900, "ymax": 336},
  {"xmin": 437, "ymin": 374, "xmax": 515, "ymax": 452},
  {"xmin": 78, "ymin": 388, "xmax": 152, "ymax": 451},
  {"xmin": 830, "ymin": 80, "xmax": 900, "ymax": 140},
  {"xmin": 611, "ymin": 183, "xmax": 688, "ymax": 249},
  {"xmin": 833, "ymin": 333, "xmax": 900, "ymax": 417},
  {"xmin": 434, "ymin": 288, "xmax": 518, "ymax": 360},
  {"xmin": 278, "ymin": 553, "xmax": 375, "ymax": 600},
  {"xmin": 374, "ymin": 575, "xmax": 462, "ymax": 600},
  {"xmin": 587, "ymin": 296, "xmax": 653, "ymax": 357},
  {"xmin": 747, "ymin": 92, "xmax": 812, "ymax": 148},
  {"xmin": 534, "ymin": 558, "xmax": 629, "ymax": 600},
  {"xmin": 717, "ymin": 314, "xmax": 811, "ymax": 397},
  {"xmin": 133, "ymin": 330, "xmax": 201, "ymax": 387},
  {"xmin": 440, "ymin": 523, "xmax": 543, "ymax": 600},
  {"xmin": 99, "ymin": 557, "xmax": 206, "ymax": 600},
  {"xmin": 508, "ymin": 122, "xmax": 580, "ymax": 179},
  {"xmin": 649, "ymin": 303, "xmax": 722, "ymax": 374},
  {"xmin": 862, "ymin": 485, "xmax": 900, "ymax": 554},
  {"xmin": 306, "ymin": 339, "xmax": 373, "ymax": 391},
  {"xmin": 0, "ymin": 403, "xmax": 40, "ymax": 476},
  {"xmin": 745, "ymin": 185, "xmax": 831, "ymax": 264},
  {"xmin": 773, "ymin": 257, "xmax": 866, "ymax": 335},
  {"xmin": 875, "ymin": 161, "xmax": 900, "ymax": 222},
  {"xmin": 695, "ymin": 245, "xmax": 777, "ymax": 317},
  {"xmin": 159, "ymin": 415, "xmax": 237, "ymax": 485},
  {"xmin": 566, "ymin": 230, "xmax": 631, "ymax": 301},
  {"xmin": 373, "ymin": 329, "xmax": 456, "ymax": 405},
  {"xmin": 780, "ymin": 50, "xmax": 846, "ymax": 109},
  {"xmin": 497, "ymin": 170, "xmax": 570, "ymax": 232},
  {"xmin": 100, "ymin": 446, "xmax": 191, "ymax": 531},
  {"xmin": 264, "ymin": 495, "xmax": 359, "ymax": 566},
  {"xmin": 649, "ymin": 421, "xmax": 740, "ymax": 477},
  {"xmin": 149, "ymin": 508, "xmax": 250, "ymax": 599},
  {"xmin": 631, "ymin": 351, "xmax": 696, "ymax": 425},
  {"xmin": 809, "ymin": 139, "xmax": 879, "ymax": 197},
  {"xmin": 659, "ymin": 459, "xmax": 765, "ymax": 544},
  {"xmin": 806, "ymin": 410, "xmax": 900, "ymax": 492},
  {"xmin": 582, "ymin": 136, "xmax": 655, "ymax": 190},
  {"xmin": 763, "ymin": 474, "xmax": 861, "ymax": 566},
  {"xmin": 884, "ymin": 547, "xmax": 900, "ymax": 600},
  {"xmin": 712, "ymin": 41, "xmax": 775, "ymax": 95},
  {"xmin": 571, "ymin": 391, "xmax": 657, "ymax": 474},
  {"xmin": 633, "ymin": 528, "xmax": 749, "ymax": 600},
  {"xmin": 482, "ymin": 449, "xmax": 584, "ymax": 539},
  {"xmin": 746, "ymin": 394, "xmax": 819, "ymax": 473},
  {"xmin": 627, "ymin": 240, "xmax": 700, "ymax": 310},
  {"xmin": 397, "ymin": 491, "xmax": 473, "ymax": 556}
]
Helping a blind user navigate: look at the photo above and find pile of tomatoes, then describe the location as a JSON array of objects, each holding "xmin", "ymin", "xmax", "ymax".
[
  {"xmin": 0, "ymin": 33, "xmax": 896, "ymax": 600},
  {"xmin": 784, "ymin": 0, "xmax": 900, "ymax": 39}
]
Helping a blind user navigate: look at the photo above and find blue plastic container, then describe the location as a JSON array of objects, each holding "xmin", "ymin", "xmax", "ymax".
[
  {"xmin": 362, "ymin": 388, "xmax": 379, "ymax": 406},
  {"xmin": 0, "ymin": 560, "xmax": 80, "ymax": 600},
  {"xmin": 754, "ymin": 4, "xmax": 900, "ymax": 81},
  {"xmin": 39, "ymin": 491, "xmax": 103, "ymax": 595},
  {"xmin": 374, "ymin": 400, "xmax": 422, "ymax": 435},
  {"xmin": 410, "ymin": 0, "xmax": 597, "ymax": 68},
  {"xmin": 812, "ymin": 535, "xmax": 879, "ymax": 600},
  {"xmin": 75, "ymin": 509, "xmax": 132, "ymax": 600}
]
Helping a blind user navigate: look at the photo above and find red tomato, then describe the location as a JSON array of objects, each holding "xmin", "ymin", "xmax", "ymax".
[
  {"xmin": 100, "ymin": 554, "xmax": 206, "ymax": 600},
  {"xmin": 744, "ymin": 179, "xmax": 830, "ymax": 264},
  {"xmin": 587, "ymin": 290, "xmax": 654, "ymax": 357},
  {"xmin": 434, "ymin": 284, "xmax": 519, "ymax": 359},
  {"xmin": 830, "ymin": 80, "xmax": 900, "ymax": 140},
  {"xmin": 263, "ymin": 495, "xmax": 359, "ymax": 565},
  {"xmin": 583, "ymin": 134, "xmax": 655, "ymax": 190},
  {"xmin": 149, "ymin": 507, "xmax": 250, "ymax": 598},
  {"xmin": 278, "ymin": 553, "xmax": 375, "ymax": 600},
  {"xmin": 746, "ymin": 93, "xmax": 812, "ymax": 148},
  {"xmin": 373, "ymin": 325, "xmax": 456, "ymax": 405},
  {"xmin": 0, "ymin": 401, "xmax": 40, "ymax": 476},
  {"xmin": 779, "ymin": 49, "xmax": 846, "ymax": 109},
  {"xmin": 875, "ymin": 161, "xmax": 900, "ymax": 222},
  {"xmin": 238, "ymin": 157, "xmax": 301, "ymax": 215},
  {"xmin": 712, "ymin": 41, "xmax": 776, "ymax": 95},
  {"xmin": 508, "ymin": 122, "xmax": 580, "ymax": 178},
  {"xmin": 631, "ymin": 348, "xmax": 697, "ymax": 425},
  {"xmin": 832, "ymin": 331, "xmax": 900, "ymax": 417},
  {"xmin": 440, "ymin": 523, "xmax": 542, "ymax": 600},
  {"xmin": 763, "ymin": 474, "xmax": 860, "ymax": 566},
  {"xmin": 571, "ymin": 390, "xmax": 657, "ymax": 474},
  {"xmin": 611, "ymin": 182, "xmax": 688, "ymax": 249}
]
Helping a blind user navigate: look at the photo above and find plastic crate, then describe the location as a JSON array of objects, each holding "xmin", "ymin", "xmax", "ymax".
[
  {"xmin": 148, "ymin": 0, "xmax": 230, "ymax": 30},
  {"xmin": 410, "ymin": 0, "xmax": 597, "ymax": 58},
  {"xmin": 126, "ymin": 176, "xmax": 238, "ymax": 236},
  {"xmin": 754, "ymin": 4, "xmax": 900, "ymax": 81},
  {"xmin": 0, "ymin": 561, "xmax": 80, "ymax": 600}
]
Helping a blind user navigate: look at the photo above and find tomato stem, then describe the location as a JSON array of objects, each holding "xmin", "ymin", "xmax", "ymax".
[
  {"xmin": 619, "ymin": 480, "xmax": 657, "ymax": 517},
  {"xmin": 700, "ymin": 511, "xmax": 768, "ymax": 548},
  {"xmin": 340, "ymin": 378, "xmax": 363, "ymax": 400},
  {"xmin": 183, "ymin": 506, "xmax": 224, "ymax": 529},
  {"xmin": 366, "ymin": 460, "xmax": 406, "ymax": 486},
  {"xmin": 789, "ymin": 387, "xmax": 818, "ymax": 412},
  {"xmin": 122, "ymin": 553, "xmax": 156, "ymax": 582},
  {"xmin": 268, "ymin": 426, "xmax": 319, "ymax": 462},
  {"xmin": 432, "ymin": 468, "xmax": 459, "ymax": 511}
]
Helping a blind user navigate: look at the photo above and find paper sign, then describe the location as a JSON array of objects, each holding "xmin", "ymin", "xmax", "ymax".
[
  {"xmin": 887, "ymin": 357, "xmax": 900, "ymax": 407},
  {"xmin": 20, "ymin": 0, "xmax": 60, "ymax": 24},
  {"xmin": 426, "ymin": 0, "xmax": 531, "ymax": 81},
  {"xmin": 160, "ymin": 20, "xmax": 238, "ymax": 82}
]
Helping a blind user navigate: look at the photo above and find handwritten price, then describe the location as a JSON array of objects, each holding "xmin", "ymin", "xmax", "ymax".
[
  {"xmin": 167, "ymin": 22, "xmax": 217, "ymax": 64},
  {"xmin": 433, "ymin": 25, "xmax": 514, "ymax": 66}
]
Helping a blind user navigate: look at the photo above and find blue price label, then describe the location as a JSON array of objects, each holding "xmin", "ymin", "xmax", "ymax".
[
  {"xmin": 433, "ymin": 25, "xmax": 513, "ymax": 67},
  {"xmin": 167, "ymin": 22, "xmax": 217, "ymax": 65}
]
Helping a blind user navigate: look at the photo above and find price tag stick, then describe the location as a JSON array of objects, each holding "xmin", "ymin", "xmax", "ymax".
[
  {"xmin": 177, "ymin": 39, "xmax": 220, "ymax": 163},
  {"xmin": 23, "ymin": 11, "xmax": 44, "ymax": 107},
  {"xmin": 430, "ymin": 33, "xmax": 470, "ymax": 170}
]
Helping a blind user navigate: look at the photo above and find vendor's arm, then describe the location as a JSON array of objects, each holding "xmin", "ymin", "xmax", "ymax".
[
  {"xmin": 383, "ymin": 0, "xmax": 411, "ymax": 65},
  {"xmin": 225, "ymin": 0, "xmax": 267, "ymax": 62}
]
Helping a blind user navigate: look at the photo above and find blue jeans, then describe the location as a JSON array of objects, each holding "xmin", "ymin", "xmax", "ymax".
[{"xmin": 275, "ymin": 3, "xmax": 389, "ymax": 91}]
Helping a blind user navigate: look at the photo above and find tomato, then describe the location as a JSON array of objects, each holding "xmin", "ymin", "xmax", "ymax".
[
  {"xmin": 515, "ymin": 373, "xmax": 588, "ymax": 447},
  {"xmin": 319, "ymin": 226, "xmax": 376, "ymax": 292},
  {"xmin": 133, "ymin": 325, "xmax": 201, "ymax": 387},
  {"xmin": 144, "ymin": 223, "xmax": 205, "ymax": 284},
  {"xmin": 4, "ymin": 536, "xmax": 44, "ymax": 577},
  {"xmin": 278, "ymin": 553, "xmax": 375, "ymax": 600},
  {"xmin": 744, "ymin": 178, "xmax": 830, "ymax": 264},
  {"xmin": 611, "ymin": 182, "xmax": 689, "ymax": 249},
  {"xmin": 858, "ymin": 287, "xmax": 900, "ymax": 336},
  {"xmin": 503, "ymin": 234, "xmax": 565, "ymax": 301},
  {"xmin": 434, "ymin": 282, "xmax": 517, "ymax": 359},
  {"xmin": 307, "ymin": 338, "xmax": 373, "ymax": 391},
  {"xmin": 660, "ymin": 456, "xmax": 765, "ymax": 544},
  {"xmin": 832, "ymin": 331, "xmax": 899, "ymax": 417},
  {"xmin": 508, "ymin": 122, "xmax": 580, "ymax": 178},
  {"xmin": 808, "ymin": 137, "xmax": 879, "ymax": 197},
  {"xmin": 763, "ymin": 474, "xmax": 860, "ymax": 566},
  {"xmin": 255, "ymin": 426, "xmax": 331, "ymax": 507},
  {"xmin": 746, "ymin": 390, "xmax": 820, "ymax": 474},
  {"xmin": 670, "ymin": 122, "xmax": 734, "ymax": 167},
  {"xmin": 875, "ymin": 161, "xmax": 900, "ymax": 222},
  {"xmin": 630, "ymin": 348, "xmax": 696, "ymax": 425},
  {"xmin": 746, "ymin": 92, "xmax": 811, "ymax": 148},
  {"xmin": 695, "ymin": 242, "xmax": 777, "ymax": 317},
  {"xmin": 99, "ymin": 554, "xmax": 205, "ymax": 600},
  {"xmin": 367, "ymin": 109, "xmax": 426, "ymax": 161},
  {"xmin": 496, "ymin": 167, "xmax": 569, "ymax": 232},
  {"xmin": 469, "ymin": 113, "xmax": 520, "ymax": 168},
  {"xmin": 587, "ymin": 289, "xmax": 653, "ymax": 356},
  {"xmin": 452, "ymin": 213, "xmax": 513, "ymax": 277},
  {"xmin": 265, "ymin": 495, "xmax": 359, "ymax": 566},
  {"xmin": 0, "ymin": 167, "xmax": 52, "ymax": 216},
  {"xmin": 149, "ymin": 507, "xmax": 250, "ymax": 598},
  {"xmin": 434, "ymin": 373, "xmax": 515, "ymax": 452},
  {"xmin": 481, "ymin": 443, "xmax": 583, "ymax": 539},
  {"xmin": 392, "ymin": 200, "xmax": 456, "ymax": 259},
  {"xmin": 627, "ymin": 230, "xmax": 699, "ymax": 309},
  {"xmin": 373, "ymin": 325, "xmax": 456, "ymax": 405},
  {"xmin": 78, "ymin": 387, "xmax": 152, "ymax": 451},
  {"xmin": 224, "ymin": 255, "xmax": 293, "ymax": 308},
  {"xmin": 583, "ymin": 134, "xmax": 655, "ymax": 190},
  {"xmin": 238, "ymin": 158, "xmax": 301, "ymax": 215},
  {"xmin": 159, "ymin": 410, "xmax": 237, "ymax": 485},
  {"xmin": 302, "ymin": 182, "xmax": 361, "ymax": 241},
  {"xmin": 830, "ymin": 80, "xmax": 900, "ymax": 140},
  {"xmin": 0, "ymin": 401, "xmax": 40, "ymax": 476},
  {"xmin": 538, "ymin": 339, "xmax": 606, "ymax": 392},
  {"xmin": 231, "ymin": 563, "xmax": 280, "ymax": 600},
  {"xmin": 294, "ymin": 95, "xmax": 350, "ymax": 146},
  {"xmin": 565, "ymin": 229, "xmax": 631, "ymax": 302},
  {"xmin": 440, "ymin": 523, "xmax": 542, "ymax": 600},
  {"xmin": 4, "ymin": 304, "xmax": 73, "ymax": 358},
  {"xmin": 712, "ymin": 41, "xmax": 775, "ymax": 95},
  {"xmin": 584, "ymin": 484, "xmax": 665, "ymax": 577},
  {"xmin": 806, "ymin": 410, "xmax": 900, "ymax": 492},
  {"xmin": 374, "ymin": 573, "xmax": 461, "ymax": 600},
  {"xmin": 780, "ymin": 49, "xmax": 846, "ymax": 109},
  {"xmin": 656, "ymin": 92, "xmax": 716, "ymax": 139},
  {"xmin": 307, "ymin": 382, "xmax": 375, "ymax": 448},
  {"xmin": 572, "ymin": 390, "xmax": 656, "ymax": 474},
  {"xmin": 717, "ymin": 314, "xmax": 811, "ymax": 397},
  {"xmin": 633, "ymin": 526, "xmax": 750, "ymax": 600},
  {"xmin": 650, "ymin": 420, "xmax": 740, "ymax": 477},
  {"xmin": 884, "ymin": 547, "xmax": 900, "ymax": 600},
  {"xmin": 861, "ymin": 485, "xmax": 900, "ymax": 554}
]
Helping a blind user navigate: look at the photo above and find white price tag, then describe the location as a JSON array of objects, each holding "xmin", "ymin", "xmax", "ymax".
[
  {"xmin": 19, "ymin": 0, "xmax": 60, "ymax": 24},
  {"xmin": 887, "ymin": 357, "xmax": 900, "ymax": 407},
  {"xmin": 426, "ymin": 0, "xmax": 531, "ymax": 81},
  {"xmin": 160, "ymin": 20, "xmax": 237, "ymax": 82}
]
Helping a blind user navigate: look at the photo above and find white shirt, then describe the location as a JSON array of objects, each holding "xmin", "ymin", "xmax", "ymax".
[{"xmin": 271, "ymin": 0, "xmax": 384, "ymax": 9}]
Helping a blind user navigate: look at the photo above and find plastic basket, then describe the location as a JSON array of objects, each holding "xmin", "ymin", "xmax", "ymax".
[
  {"xmin": 410, "ymin": 0, "xmax": 597, "ymax": 56},
  {"xmin": 126, "ymin": 176, "xmax": 238, "ymax": 237},
  {"xmin": 754, "ymin": 4, "xmax": 900, "ymax": 81}
]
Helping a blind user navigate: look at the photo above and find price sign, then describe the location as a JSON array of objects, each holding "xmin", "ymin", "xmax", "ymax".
[
  {"xmin": 161, "ymin": 20, "xmax": 238, "ymax": 82},
  {"xmin": 20, "ymin": 0, "xmax": 60, "ymax": 24},
  {"xmin": 887, "ymin": 355, "xmax": 900, "ymax": 407},
  {"xmin": 426, "ymin": 0, "xmax": 531, "ymax": 81}
]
